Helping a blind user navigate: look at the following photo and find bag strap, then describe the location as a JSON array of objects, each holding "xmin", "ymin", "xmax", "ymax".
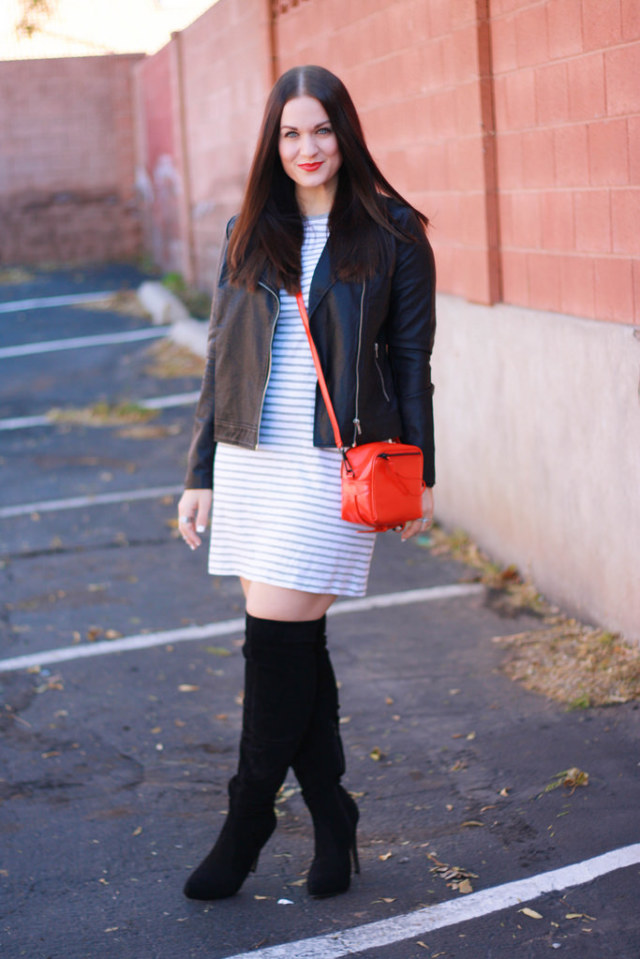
[{"xmin": 295, "ymin": 291, "xmax": 345, "ymax": 450}]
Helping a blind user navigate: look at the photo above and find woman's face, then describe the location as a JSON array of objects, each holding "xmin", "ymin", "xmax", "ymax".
[{"xmin": 278, "ymin": 96, "xmax": 342, "ymax": 213}]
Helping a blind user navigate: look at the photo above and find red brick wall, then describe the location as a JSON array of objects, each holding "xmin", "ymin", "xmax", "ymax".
[
  {"xmin": 492, "ymin": 0, "xmax": 640, "ymax": 321},
  {"xmin": 0, "ymin": 55, "xmax": 143, "ymax": 265},
  {"xmin": 176, "ymin": 0, "xmax": 273, "ymax": 288},
  {"xmin": 275, "ymin": 0, "xmax": 499, "ymax": 305},
  {"xmin": 273, "ymin": 0, "xmax": 639, "ymax": 321}
]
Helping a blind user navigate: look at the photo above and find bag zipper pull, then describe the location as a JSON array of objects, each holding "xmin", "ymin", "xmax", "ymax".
[{"xmin": 353, "ymin": 418, "xmax": 362, "ymax": 435}]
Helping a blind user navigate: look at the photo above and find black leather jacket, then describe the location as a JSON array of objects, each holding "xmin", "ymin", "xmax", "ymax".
[{"xmin": 185, "ymin": 200, "xmax": 436, "ymax": 488}]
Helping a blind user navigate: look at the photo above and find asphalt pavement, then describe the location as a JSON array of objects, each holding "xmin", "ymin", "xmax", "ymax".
[{"xmin": 1, "ymin": 266, "xmax": 639, "ymax": 959}]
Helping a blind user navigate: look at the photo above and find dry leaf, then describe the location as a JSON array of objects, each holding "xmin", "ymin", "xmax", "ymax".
[
  {"xmin": 369, "ymin": 747, "xmax": 383, "ymax": 761},
  {"xmin": 379, "ymin": 851, "xmax": 393, "ymax": 861},
  {"xmin": 132, "ymin": 826, "xmax": 142, "ymax": 836},
  {"xmin": 566, "ymin": 913, "xmax": 596, "ymax": 921},
  {"xmin": 457, "ymin": 878, "xmax": 473, "ymax": 894},
  {"xmin": 178, "ymin": 684, "xmax": 199, "ymax": 692},
  {"xmin": 499, "ymin": 787, "xmax": 510, "ymax": 797},
  {"xmin": 206, "ymin": 646, "xmax": 231, "ymax": 657},
  {"xmin": 461, "ymin": 820, "xmax": 484, "ymax": 828},
  {"xmin": 519, "ymin": 907, "xmax": 543, "ymax": 919}
]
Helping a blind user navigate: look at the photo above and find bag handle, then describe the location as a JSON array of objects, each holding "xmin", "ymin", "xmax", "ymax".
[{"xmin": 296, "ymin": 292, "xmax": 345, "ymax": 451}]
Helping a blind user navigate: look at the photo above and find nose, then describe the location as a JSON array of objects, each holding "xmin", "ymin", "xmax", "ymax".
[{"xmin": 299, "ymin": 133, "xmax": 318, "ymax": 158}]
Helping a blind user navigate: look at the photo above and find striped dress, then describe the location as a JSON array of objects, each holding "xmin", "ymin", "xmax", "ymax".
[{"xmin": 208, "ymin": 214, "xmax": 376, "ymax": 597}]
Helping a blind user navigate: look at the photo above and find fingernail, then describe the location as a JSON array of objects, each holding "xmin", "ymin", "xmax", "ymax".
[
  {"xmin": 196, "ymin": 525, "xmax": 205, "ymax": 533},
  {"xmin": 189, "ymin": 544, "xmax": 196, "ymax": 551}
]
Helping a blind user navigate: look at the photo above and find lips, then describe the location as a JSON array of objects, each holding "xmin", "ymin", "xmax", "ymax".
[{"xmin": 298, "ymin": 162, "xmax": 323, "ymax": 172}]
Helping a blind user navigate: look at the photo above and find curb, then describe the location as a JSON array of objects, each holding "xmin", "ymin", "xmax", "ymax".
[{"xmin": 137, "ymin": 281, "xmax": 207, "ymax": 358}]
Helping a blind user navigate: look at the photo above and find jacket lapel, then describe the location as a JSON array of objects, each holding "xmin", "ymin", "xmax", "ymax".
[{"xmin": 308, "ymin": 243, "xmax": 335, "ymax": 317}]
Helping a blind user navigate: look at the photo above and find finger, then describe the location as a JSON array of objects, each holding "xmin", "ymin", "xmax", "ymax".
[
  {"xmin": 195, "ymin": 504, "xmax": 209, "ymax": 534},
  {"xmin": 178, "ymin": 515, "xmax": 200, "ymax": 550},
  {"xmin": 400, "ymin": 518, "xmax": 422, "ymax": 542}
]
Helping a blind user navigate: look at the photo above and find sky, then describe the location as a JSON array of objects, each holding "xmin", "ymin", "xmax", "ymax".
[{"xmin": 0, "ymin": 0, "xmax": 218, "ymax": 59}]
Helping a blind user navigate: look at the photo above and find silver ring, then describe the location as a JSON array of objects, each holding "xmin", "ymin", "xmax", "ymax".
[
  {"xmin": 179, "ymin": 516, "xmax": 191, "ymax": 524},
  {"xmin": 421, "ymin": 517, "xmax": 432, "ymax": 524}
]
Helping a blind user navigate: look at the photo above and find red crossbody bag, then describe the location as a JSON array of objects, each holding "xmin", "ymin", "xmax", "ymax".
[{"xmin": 296, "ymin": 292, "xmax": 425, "ymax": 533}]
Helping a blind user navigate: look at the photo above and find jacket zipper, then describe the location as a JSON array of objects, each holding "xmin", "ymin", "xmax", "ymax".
[
  {"xmin": 352, "ymin": 282, "xmax": 366, "ymax": 444},
  {"xmin": 256, "ymin": 281, "xmax": 280, "ymax": 446},
  {"xmin": 374, "ymin": 342, "xmax": 391, "ymax": 402}
]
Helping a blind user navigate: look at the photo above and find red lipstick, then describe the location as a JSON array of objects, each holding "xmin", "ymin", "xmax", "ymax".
[{"xmin": 298, "ymin": 162, "xmax": 323, "ymax": 171}]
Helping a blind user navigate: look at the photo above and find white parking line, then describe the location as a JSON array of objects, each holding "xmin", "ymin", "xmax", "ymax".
[
  {"xmin": 0, "ymin": 326, "xmax": 168, "ymax": 359},
  {"xmin": 0, "ymin": 585, "xmax": 483, "ymax": 673},
  {"xmin": 0, "ymin": 392, "xmax": 199, "ymax": 432},
  {"xmin": 0, "ymin": 484, "xmax": 182, "ymax": 518},
  {"xmin": 221, "ymin": 843, "xmax": 640, "ymax": 959},
  {"xmin": 0, "ymin": 291, "xmax": 115, "ymax": 314}
]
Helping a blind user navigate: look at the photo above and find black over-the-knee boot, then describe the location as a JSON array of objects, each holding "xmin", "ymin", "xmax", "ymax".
[
  {"xmin": 183, "ymin": 612, "xmax": 320, "ymax": 900},
  {"xmin": 292, "ymin": 617, "xmax": 360, "ymax": 898}
]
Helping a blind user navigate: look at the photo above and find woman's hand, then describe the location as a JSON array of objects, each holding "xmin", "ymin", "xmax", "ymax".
[
  {"xmin": 177, "ymin": 489, "xmax": 212, "ymax": 550},
  {"xmin": 400, "ymin": 486, "xmax": 434, "ymax": 542}
]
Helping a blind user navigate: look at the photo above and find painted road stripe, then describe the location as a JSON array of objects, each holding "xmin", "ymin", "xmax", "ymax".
[
  {"xmin": 132, "ymin": 391, "xmax": 199, "ymax": 410},
  {"xmin": 0, "ymin": 484, "xmax": 182, "ymax": 519},
  {"xmin": 0, "ymin": 392, "xmax": 199, "ymax": 432},
  {"xmin": 0, "ymin": 584, "xmax": 482, "ymax": 673},
  {"xmin": 0, "ymin": 291, "xmax": 115, "ymax": 314},
  {"xmin": 221, "ymin": 843, "xmax": 640, "ymax": 959},
  {"xmin": 0, "ymin": 326, "xmax": 167, "ymax": 359}
]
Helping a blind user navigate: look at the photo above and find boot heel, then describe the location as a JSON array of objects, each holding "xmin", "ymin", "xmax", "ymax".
[{"xmin": 351, "ymin": 840, "xmax": 360, "ymax": 875}]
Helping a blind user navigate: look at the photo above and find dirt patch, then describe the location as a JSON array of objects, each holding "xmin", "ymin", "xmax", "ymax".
[
  {"xmin": 144, "ymin": 338, "xmax": 205, "ymax": 379},
  {"xmin": 73, "ymin": 290, "xmax": 150, "ymax": 318},
  {"xmin": 494, "ymin": 622, "xmax": 640, "ymax": 707},
  {"xmin": 423, "ymin": 526, "xmax": 640, "ymax": 706}
]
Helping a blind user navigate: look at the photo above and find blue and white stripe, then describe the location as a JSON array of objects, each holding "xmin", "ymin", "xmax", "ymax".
[{"xmin": 209, "ymin": 215, "xmax": 376, "ymax": 597}]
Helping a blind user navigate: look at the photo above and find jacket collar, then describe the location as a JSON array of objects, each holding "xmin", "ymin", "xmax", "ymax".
[{"xmin": 258, "ymin": 241, "xmax": 337, "ymax": 317}]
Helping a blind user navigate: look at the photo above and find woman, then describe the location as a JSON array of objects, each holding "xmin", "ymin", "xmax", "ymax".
[{"xmin": 177, "ymin": 65, "xmax": 436, "ymax": 901}]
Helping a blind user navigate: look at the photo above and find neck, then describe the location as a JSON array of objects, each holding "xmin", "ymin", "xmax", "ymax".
[{"xmin": 295, "ymin": 182, "xmax": 336, "ymax": 217}]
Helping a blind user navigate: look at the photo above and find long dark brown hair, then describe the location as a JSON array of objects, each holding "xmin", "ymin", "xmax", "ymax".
[{"xmin": 227, "ymin": 65, "xmax": 428, "ymax": 293}]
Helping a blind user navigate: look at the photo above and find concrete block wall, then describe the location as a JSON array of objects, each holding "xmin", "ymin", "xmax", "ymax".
[
  {"xmin": 134, "ymin": 45, "xmax": 178, "ymax": 273},
  {"xmin": 0, "ymin": 54, "xmax": 143, "ymax": 264},
  {"xmin": 175, "ymin": 0, "xmax": 273, "ymax": 290}
]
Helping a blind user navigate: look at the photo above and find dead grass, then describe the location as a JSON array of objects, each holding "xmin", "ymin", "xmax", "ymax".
[
  {"xmin": 47, "ymin": 401, "xmax": 158, "ymax": 427},
  {"xmin": 144, "ymin": 338, "xmax": 205, "ymax": 379},
  {"xmin": 423, "ymin": 526, "xmax": 640, "ymax": 706},
  {"xmin": 0, "ymin": 267, "xmax": 35, "ymax": 285}
]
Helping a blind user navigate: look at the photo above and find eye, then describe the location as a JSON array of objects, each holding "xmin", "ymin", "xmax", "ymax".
[
  {"xmin": 317, "ymin": 126, "xmax": 333, "ymax": 136},
  {"xmin": 282, "ymin": 130, "xmax": 298, "ymax": 138}
]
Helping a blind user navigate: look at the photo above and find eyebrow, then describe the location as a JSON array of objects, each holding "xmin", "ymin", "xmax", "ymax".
[{"xmin": 280, "ymin": 121, "xmax": 332, "ymax": 130}]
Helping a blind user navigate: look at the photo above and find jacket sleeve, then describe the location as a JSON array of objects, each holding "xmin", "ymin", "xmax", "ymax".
[
  {"xmin": 183, "ymin": 225, "xmax": 231, "ymax": 489},
  {"xmin": 385, "ymin": 208, "xmax": 437, "ymax": 486}
]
